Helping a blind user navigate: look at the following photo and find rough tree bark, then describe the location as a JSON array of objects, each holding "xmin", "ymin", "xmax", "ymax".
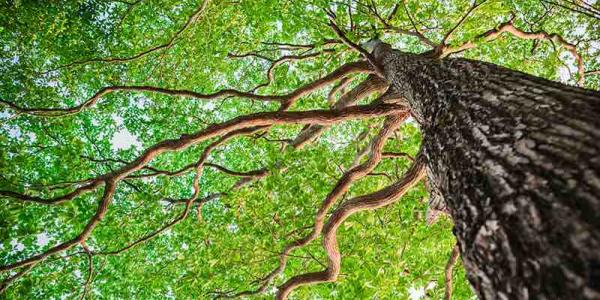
[{"xmin": 372, "ymin": 42, "xmax": 600, "ymax": 299}]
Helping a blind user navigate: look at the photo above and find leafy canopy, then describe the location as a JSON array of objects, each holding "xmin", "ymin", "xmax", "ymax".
[{"xmin": 0, "ymin": 0, "xmax": 598, "ymax": 299}]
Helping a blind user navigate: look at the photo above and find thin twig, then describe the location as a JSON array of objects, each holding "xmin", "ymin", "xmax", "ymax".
[{"xmin": 444, "ymin": 243, "xmax": 460, "ymax": 300}]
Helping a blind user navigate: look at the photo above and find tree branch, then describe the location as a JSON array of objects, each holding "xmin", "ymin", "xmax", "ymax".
[
  {"xmin": 367, "ymin": 1, "xmax": 437, "ymax": 48},
  {"xmin": 440, "ymin": 20, "xmax": 586, "ymax": 86},
  {"xmin": 326, "ymin": 17, "xmax": 385, "ymax": 76},
  {"xmin": 79, "ymin": 243, "xmax": 94, "ymax": 300},
  {"xmin": 226, "ymin": 113, "xmax": 408, "ymax": 298},
  {"xmin": 444, "ymin": 243, "xmax": 461, "ymax": 300},
  {"xmin": 48, "ymin": 0, "xmax": 211, "ymax": 71},
  {"xmin": 0, "ymin": 179, "xmax": 117, "ymax": 272},
  {"xmin": 290, "ymin": 75, "xmax": 388, "ymax": 149},
  {"xmin": 275, "ymin": 153, "xmax": 427, "ymax": 299},
  {"xmin": 441, "ymin": 0, "xmax": 488, "ymax": 44},
  {"xmin": 2, "ymin": 61, "xmax": 371, "ymax": 117}
]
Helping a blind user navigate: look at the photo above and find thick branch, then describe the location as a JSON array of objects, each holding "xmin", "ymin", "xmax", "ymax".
[
  {"xmin": 0, "ymin": 179, "xmax": 117, "ymax": 272},
  {"xmin": 275, "ymin": 154, "xmax": 427, "ymax": 299},
  {"xmin": 230, "ymin": 113, "xmax": 408, "ymax": 297},
  {"xmin": 0, "ymin": 103, "xmax": 404, "ymax": 274},
  {"xmin": 2, "ymin": 61, "xmax": 371, "ymax": 117},
  {"xmin": 290, "ymin": 75, "xmax": 388, "ymax": 149},
  {"xmin": 440, "ymin": 21, "xmax": 585, "ymax": 86}
]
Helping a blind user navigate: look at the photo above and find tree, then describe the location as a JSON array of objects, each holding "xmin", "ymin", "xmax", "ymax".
[{"xmin": 0, "ymin": 0, "xmax": 599, "ymax": 299}]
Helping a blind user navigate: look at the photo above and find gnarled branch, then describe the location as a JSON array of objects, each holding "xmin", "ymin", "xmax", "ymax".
[
  {"xmin": 226, "ymin": 112, "xmax": 408, "ymax": 298},
  {"xmin": 439, "ymin": 20, "xmax": 585, "ymax": 86},
  {"xmin": 275, "ymin": 153, "xmax": 427, "ymax": 299}
]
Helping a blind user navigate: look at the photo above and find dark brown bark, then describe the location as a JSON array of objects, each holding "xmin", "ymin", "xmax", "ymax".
[{"xmin": 374, "ymin": 42, "xmax": 600, "ymax": 299}]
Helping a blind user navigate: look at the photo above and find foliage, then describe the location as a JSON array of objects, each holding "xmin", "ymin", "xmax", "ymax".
[{"xmin": 0, "ymin": 0, "xmax": 598, "ymax": 299}]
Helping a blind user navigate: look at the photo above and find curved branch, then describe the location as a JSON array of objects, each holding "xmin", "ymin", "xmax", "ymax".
[
  {"xmin": 382, "ymin": 151, "xmax": 415, "ymax": 162},
  {"xmin": 0, "ymin": 86, "xmax": 284, "ymax": 117},
  {"xmin": 327, "ymin": 77, "xmax": 351, "ymax": 106},
  {"xmin": 444, "ymin": 243, "xmax": 461, "ymax": 300},
  {"xmin": 290, "ymin": 75, "xmax": 388, "ymax": 149},
  {"xmin": 366, "ymin": 2, "xmax": 437, "ymax": 48},
  {"xmin": 327, "ymin": 18, "xmax": 385, "ymax": 76},
  {"xmin": 79, "ymin": 244, "xmax": 94, "ymax": 300},
  {"xmin": 229, "ymin": 113, "xmax": 408, "ymax": 298},
  {"xmin": 0, "ymin": 264, "xmax": 36, "ymax": 294},
  {"xmin": 0, "ymin": 102, "xmax": 403, "ymax": 277},
  {"xmin": 586, "ymin": 69, "xmax": 600, "ymax": 76},
  {"xmin": 49, "ymin": 0, "xmax": 210, "ymax": 71},
  {"xmin": 0, "ymin": 179, "xmax": 117, "ymax": 272},
  {"xmin": 230, "ymin": 49, "xmax": 336, "ymax": 91},
  {"xmin": 441, "ymin": 0, "xmax": 488, "ymax": 44},
  {"xmin": 1, "ymin": 102, "xmax": 399, "ymax": 211},
  {"xmin": 440, "ymin": 21, "xmax": 585, "ymax": 86},
  {"xmin": 254, "ymin": 40, "xmax": 340, "ymax": 52},
  {"xmin": 2, "ymin": 61, "xmax": 371, "ymax": 117},
  {"xmin": 0, "ymin": 181, "xmax": 102, "ymax": 205},
  {"xmin": 127, "ymin": 162, "xmax": 268, "ymax": 180},
  {"xmin": 96, "ymin": 126, "xmax": 264, "ymax": 256},
  {"xmin": 275, "ymin": 154, "xmax": 427, "ymax": 299}
]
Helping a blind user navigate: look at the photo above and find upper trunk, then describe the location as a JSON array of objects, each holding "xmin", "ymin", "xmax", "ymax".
[{"xmin": 374, "ymin": 43, "xmax": 600, "ymax": 299}]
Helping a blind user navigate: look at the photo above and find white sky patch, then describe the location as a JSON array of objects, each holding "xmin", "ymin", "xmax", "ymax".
[
  {"xmin": 10, "ymin": 239, "xmax": 25, "ymax": 252},
  {"xmin": 557, "ymin": 51, "xmax": 578, "ymax": 84},
  {"xmin": 202, "ymin": 101, "xmax": 216, "ymax": 111},
  {"xmin": 181, "ymin": 243, "xmax": 189, "ymax": 250},
  {"xmin": 110, "ymin": 114, "xmax": 142, "ymax": 151},
  {"xmin": 573, "ymin": 24, "xmax": 586, "ymax": 36},
  {"xmin": 165, "ymin": 287, "xmax": 175, "ymax": 300},
  {"xmin": 73, "ymin": 269, "xmax": 82, "ymax": 279},
  {"xmin": 227, "ymin": 223, "xmax": 239, "ymax": 233},
  {"xmin": 558, "ymin": 66, "xmax": 571, "ymax": 83},
  {"xmin": 36, "ymin": 232, "xmax": 50, "ymax": 247},
  {"xmin": 112, "ymin": 114, "xmax": 124, "ymax": 126},
  {"xmin": 561, "ymin": 51, "xmax": 577, "ymax": 73},
  {"xmin": 408, "ymin": 285, "xmax": 426, "ymax": 300},
  {"xmin": 111, "ymin": 128, "xmax": 142, "ymax": 151},
  {"xmin": 590, "ymin": 40, "xmax": 600, "ymax": 54},
  {"xmin": 8, "ymin": 125, "xmax": 21, "ymax": 139},
  {"xmin": 0, "ymin": 110, "xmax": 11, "ymax": 118},
  {"xmin": 133, "ymin": 96, "xmax": 152, "ymax": 109}
]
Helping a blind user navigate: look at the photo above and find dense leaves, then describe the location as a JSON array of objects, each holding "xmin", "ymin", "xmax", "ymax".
[{"xmin": 0, "ymin": 0, "xmax": 598, "ymax": 299}]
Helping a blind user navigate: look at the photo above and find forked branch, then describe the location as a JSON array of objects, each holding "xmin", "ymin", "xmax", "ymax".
[
  {"xmin": 1, "ymin": 61, "xmax": 371, "ymax": 117},
  {"xmin": 0, "ymin": 102, "xmax": 405, "ymax": 275},
  {"xmin": 275, "ymin": 153, "xmax": 427, "ymax": 299},
  {"xmin": 439, "ymin": 20, "xmax": 585, "ymax": 86},
  {"xmin": 224, "ymin": 112, "xmax": 408, "ymax": 298}
]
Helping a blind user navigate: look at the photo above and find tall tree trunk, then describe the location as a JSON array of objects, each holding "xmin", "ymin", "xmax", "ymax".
[{"xmin": 374, "ymin": 43, "xmax": 600, "ymax": 299}]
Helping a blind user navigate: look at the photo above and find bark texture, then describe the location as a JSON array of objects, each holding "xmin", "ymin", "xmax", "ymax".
[{"xmin": 375, "ymin": 43, "xmax": 600, "ymax": 299}]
